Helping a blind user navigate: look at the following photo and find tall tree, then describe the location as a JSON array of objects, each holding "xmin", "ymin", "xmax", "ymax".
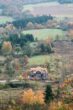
[
  {"xmin": 5, "ymin": 56, "xmax": 15, "ymax": 81},
  {"xmin": 44, "ymin": 84, "xmax": 54, "ymax": 104}
]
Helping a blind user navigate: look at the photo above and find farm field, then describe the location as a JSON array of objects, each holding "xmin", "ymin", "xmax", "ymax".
[
  {"xmin": 0, "ymin": 16, "xmax": 13, "ymax": 24},
  {"xmin": 22, "ymin": 2, "xmax": 73, "ymax": 17},
  {"xmin": 22, "ymin": 28, "xmax": 66, "ymax": 40},
  {"xmin": 28, "ymin": 55, "xmax": 55, "ymax": 66}
]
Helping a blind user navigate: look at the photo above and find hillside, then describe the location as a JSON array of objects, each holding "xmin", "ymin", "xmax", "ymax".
[
  {"xmin": 58, "ymin": 0, "xmax": 73, "ymax": 3},
  {"xmin": 0, "ymin": 0, "xmax": 55, "ymax": 5},
  {"xmin": 0, "ymin": 0, "xmax": 73, "ymax": 18},
  {"xmin": 0, "ymin": 0, "xmax": 73, "ymax": 6}
]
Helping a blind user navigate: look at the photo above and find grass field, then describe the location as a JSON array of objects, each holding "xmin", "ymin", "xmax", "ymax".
[
  {"xmin": 28, "ymin": 55, "xmax": 55, "ymax": 66},
  {"xmin": 22, "ymin": 29, "xmax": 66, "ymax": 40},
  {"xmin": 0, "ymin": 16, "xmax": 13, "ymax": 24},
  {"xmin": 0, "ymin": 89, "xmax": 22, "ymax": 103}
]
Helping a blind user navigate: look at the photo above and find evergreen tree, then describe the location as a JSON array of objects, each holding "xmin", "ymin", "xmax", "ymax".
[{"xmin": 44, "ymin": 84, "xmax": 54, "ymax": 104}]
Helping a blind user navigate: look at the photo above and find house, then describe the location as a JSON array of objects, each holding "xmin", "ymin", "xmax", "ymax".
[{"xmin": 29, "ymin": 67, "xmax": 48, "ymax": 80}]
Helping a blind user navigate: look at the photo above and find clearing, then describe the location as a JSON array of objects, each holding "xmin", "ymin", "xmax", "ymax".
[
  {"xmin": 0, "ymin": 16, "xmax": 13, "ymax": 24},
  {"xmin": 22, "ymin": 28, "xmax": 66, "ymax": 40},
  {"xmin": 28, "ymin": 55, "xmax": 55, "ymax": 66}
]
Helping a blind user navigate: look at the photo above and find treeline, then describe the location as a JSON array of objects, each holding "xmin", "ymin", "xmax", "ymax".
[
  {"xmin": 2, "ymin": 33, "xmax": 54, "ymax": 57},
  {"xmin": 58, "ymin": 0, "xmax": 73, "ymax": 3},
  {"xmin": 13, "ymin": 15, "xmax": 53, "ymax": 28},
  {"xmin": 9, "ymin": 34, "xmax": 34, "ymax": 47}
]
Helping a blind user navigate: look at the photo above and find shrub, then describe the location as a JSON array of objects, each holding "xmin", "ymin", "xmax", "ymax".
[{"xmin": 0, "ymin": 83, "xmax": 9, "ymax": 89}]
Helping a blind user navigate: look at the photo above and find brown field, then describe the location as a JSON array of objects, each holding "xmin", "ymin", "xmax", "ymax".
[{"xmin": 23, "ymin": 2, "xmax": 73, "ymax": 17}]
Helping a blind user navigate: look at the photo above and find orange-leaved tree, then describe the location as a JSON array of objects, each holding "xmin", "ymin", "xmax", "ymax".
[
  {"xmin": 2, "ymin": 41, "xmax": 12, "ymax": 55},
  {"xmin": 20, "ymin": 89, "xmax": 44, "ymax": 105}
]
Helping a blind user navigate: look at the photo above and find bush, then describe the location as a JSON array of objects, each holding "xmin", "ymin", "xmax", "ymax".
[
  {"xmin": 0, "ymin": 83, "xmax": 9, "ymax": 89},
  {"xmin": 8, "ymin": 82, "xmax": 35, "ymax": 89}
]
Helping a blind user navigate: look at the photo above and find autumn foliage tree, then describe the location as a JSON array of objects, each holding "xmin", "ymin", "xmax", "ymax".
[
  {"xmin": 20, "ymin": 89, "xmax": 44, "ymax": 105},
  {"xmin": 2, "ymin": 41, "xmax": 12, "ymax": 55}
]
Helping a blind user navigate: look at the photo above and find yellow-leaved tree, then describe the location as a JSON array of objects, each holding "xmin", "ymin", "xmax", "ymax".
[
  {"xmin": 34, "ymin": 90, "xmax": 44, "ymax": 104},
  {"xmin": 20, "ymin": 89, "xmax": 44, "ymax": 105},
  {"xmin": 21, "ymin": 89, "xmax": 35, "ymax": 104}
]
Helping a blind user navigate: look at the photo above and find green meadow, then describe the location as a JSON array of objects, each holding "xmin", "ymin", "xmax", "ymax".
[
  {"xmin": 22, "ymin": 29, "xmax": 66, "ymax": 40},
  {"xmin": 0, "ymin": 16, "xmax": 13, "ymax": 24},
  {"xmin": 28, "ymin": 55, "xmax": 55, "ymax": 66}
]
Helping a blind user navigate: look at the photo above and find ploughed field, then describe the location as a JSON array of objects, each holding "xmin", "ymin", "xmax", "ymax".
[{"xmin": 23, "ymin": 2, "xmax": 73, "ymax": 17}]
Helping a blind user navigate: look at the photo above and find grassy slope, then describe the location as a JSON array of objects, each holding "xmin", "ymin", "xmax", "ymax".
[
  {"xmin": 0, "ymin": 16, "xmax": 13, "ymax": 24},
  {"xmin": 28, "ymin": 55, "xmax": 55, "ymax": 66},
  {"xmin": 22, "ymin": 29, "xmax": 65, "ymax": 40}
]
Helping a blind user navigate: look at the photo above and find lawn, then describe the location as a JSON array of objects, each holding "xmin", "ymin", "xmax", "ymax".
[
  {"xmin": 28, "ymin": 55, "xmax": 55, "ymax": 66},
  {"xmin": 22, "ymin": 29, "xmax": 66, "ymax": 40},
  {"xmin": 0, "ymin": 16, "xmax": 13, "ymax": 24}
]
